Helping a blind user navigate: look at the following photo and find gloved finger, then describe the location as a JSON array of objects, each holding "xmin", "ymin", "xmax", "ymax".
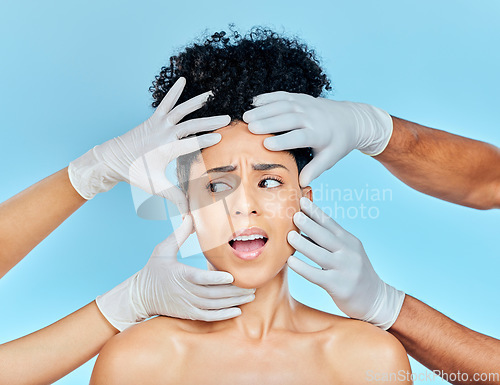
[
  {"xmin": 156, "ymin": 183, "xmax": 189, "ymax": 217},
  {"xmin": 247, "ymin": 112, "xmax": 306, "ymax": 134},
  {"xmin": 170, "ymin": 214, "xmax": 194, "ymax": 249},
  {"xmin": 128, "ymin": 145, "xmax": 189, "ymax": 215},
  {"xmin": 189, "ymin": 282, "xmax": 256, "ymax": 299},
  {"xmin": 301, "ymin": 233, "xmax": 320, "ymax": 247},
  {"xmin": 251, "ymin": 90, "xmax": 292, "ymax": 106},
  {"xmin": 152, "ymin": 214, "xmax": 193, "ymax": 256},
  {"xmin": 286, "ymin": 255, "xmax": 324, "ymax": 286},
  {"xmin": 156, "ymin": 77, "xmax": 186, "ymax": 116},
  {"xmin": 243, "ymin": 100, "xmax": 296, "ymax": 123},
  {"xmin": 167, "ymin": 90, "xmax": 213, "ymax": 125},
  {"xmin": 299, "ymin": 150, "xmax": 337, "ymax": 187},
  {"xmin": 287, "ymin": 230, "xmax": 333, "ymax": 267},
  {"xmin": 191, "ymin": 293, "xmax": 255, "ymax": 310},
  {"xmin": 185, "ymin": 268, "xmax": 235, "ymax": 285},
  {"xmin": 135, "ymin": 150, "xmax": 188, "ymax": 212},
  {"xmin": 292, "ymin": 211, "xmax": 342, "ymax": 253},
  {"xmin": 263, "ymin": 129, "xmax": 313, "ymax": 151},
  {"xmin": 175, "ymin": 115, "xmax": 230, "ymax": 139},
  {"xmin": 297, "ymin": 233, "xmax": 344, "ymax": 272},
  {"xmin": 195, "ymin": 307, "xmax": 243, "ymax": 322},
  {"xmin": 299, "ymin": 197, "xmax": 345, "ymax": 237}
]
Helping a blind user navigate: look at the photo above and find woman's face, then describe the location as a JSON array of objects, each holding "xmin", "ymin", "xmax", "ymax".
[{"xmin": 186, "ymin": 121, "xmax": 312, "ymax": 288}]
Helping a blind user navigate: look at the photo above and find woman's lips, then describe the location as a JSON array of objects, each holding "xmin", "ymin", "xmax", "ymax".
[{"xmin": 228, "ymin": 227, "xmax": 269, "ymax": 261}]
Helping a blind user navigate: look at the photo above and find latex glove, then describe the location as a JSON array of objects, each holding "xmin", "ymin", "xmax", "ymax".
[
  {"xmin": 286, "ymin": 197, "xmax": 404, "ymax": 330},
  {"xmin": 242, "ymin": 92, "xmax": 393, "ymax": 186},
  {"xmin": 69, "ymin": 77, "xmax": 229, "ymax": 214},
  {"xmin": 96, "ymin": 214, "xmax": 256, "ymax": 331}
]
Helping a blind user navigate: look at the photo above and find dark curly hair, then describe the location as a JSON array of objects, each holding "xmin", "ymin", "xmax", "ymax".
[{"xmin": 149, "ymin": 26, "xmax": 332, "ymax": 192}]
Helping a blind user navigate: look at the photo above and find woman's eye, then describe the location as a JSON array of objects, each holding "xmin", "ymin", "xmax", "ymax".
[
  {"xmin": 259, "ymin": 178, "xmax": 283, "ymax": 188},
  {"xmin": 208, "ymin": 182, "xmax": 231, "ymax": 193}
]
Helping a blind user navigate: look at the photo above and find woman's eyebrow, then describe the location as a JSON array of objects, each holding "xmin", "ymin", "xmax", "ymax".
[
  {"xmin": 202, "ymin": 163, "xmax": 289, "ymax": 176},
  {"xmin": 202, "ymin": 165, "xmax": 237, "ymax": 175},
  {"xmin": 253, "ymin": 163, "xmax": 289, "ymax": 172}
]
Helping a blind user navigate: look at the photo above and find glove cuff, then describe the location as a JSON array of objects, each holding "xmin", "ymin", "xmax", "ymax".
[
  {"xmin": 95, "ymin": 273, "xmax": 148, "ymax": 332},
  {"xmin": 362, "ymin": 282, "xmax": 405, "ymax": 330},
  {"xmin": 349, "ymin": 103, "xmax": 393, "ymax": 156},
  {"xmin": 68, "ymin": 145, "xmax": 120, "ymax": 200}
]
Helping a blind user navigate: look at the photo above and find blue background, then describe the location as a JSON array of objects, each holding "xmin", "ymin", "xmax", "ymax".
[{"xmin": 1, "ymin": 0, "xmax": 499, "ymax": 383}]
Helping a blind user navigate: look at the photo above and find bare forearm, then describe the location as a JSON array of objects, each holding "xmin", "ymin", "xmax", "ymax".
[
  {"xmin": 0, "ymin": 167, "xmax": 86, "ymax": 277},
  {"xmin": 0, "ymin": 301, "xmax": 118, "ymax": 385},
  {"xmin": 375, "ymin": 117, "xmax": 500, "ymax": 210},
  {"xmin": 389, "ymin": 295, "xmax": 500, "ymax": 385}
]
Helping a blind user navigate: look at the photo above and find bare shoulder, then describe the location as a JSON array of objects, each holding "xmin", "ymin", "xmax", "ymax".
[
  {"xmin": 291, "ymin": 303, "xmax": 411, "ymax": 383},
  {"xmin": 90, "ymin": 316, "xmax": 188, "ymax": 385},
  {"xmin": 325, "ymin": 317, "xmax": 412, "ymax": 384}
]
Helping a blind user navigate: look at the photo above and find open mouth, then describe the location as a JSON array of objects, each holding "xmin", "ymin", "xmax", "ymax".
[{"xmin": 228, "ymin": 228, "xmax": 269, "ymax": 260}]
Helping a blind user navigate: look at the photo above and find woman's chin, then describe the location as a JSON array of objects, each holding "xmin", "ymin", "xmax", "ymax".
[
  {"xmin": 231, "ymin": 274, "xmax": 268, "ymax": 289},
  {"xmin": 230, "ymin": 266, "xmax": 287, "ymax": 289}
]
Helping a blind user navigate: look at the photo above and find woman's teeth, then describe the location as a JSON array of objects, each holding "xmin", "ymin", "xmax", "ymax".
[
  {"xmin": 228, "ymin": 230, "xmax": 269, "ymax": 260},
  {"xmin": 229, "ymin": 235, "xmax": 268, "ymax": 254},
  {"xmin": 231, "ymin": 234, "xmax": 266, "ymax": 242}
]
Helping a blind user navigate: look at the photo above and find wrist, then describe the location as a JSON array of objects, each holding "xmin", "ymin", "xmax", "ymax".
[
  {"xmin": 95, "ymin": 273, "xmax": 146, "ymax": 332},
  {"xmin": 68, "ymin": 144, "xmax": 121, "ymax": 200},
  {"xmin": 348, "ymin": 102, "xmax": 393, "ymax": 156},
  {"xmin": 362, "ymin": 281, "xmax": 405, "ymax": 330}
]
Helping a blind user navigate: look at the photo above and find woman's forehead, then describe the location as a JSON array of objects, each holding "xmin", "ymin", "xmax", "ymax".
[{"xmin": 191, "ymin": 122, "xmax": 297, "ymax": 177}]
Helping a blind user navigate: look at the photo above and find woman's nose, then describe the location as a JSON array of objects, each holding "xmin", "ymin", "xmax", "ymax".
[
  {"xmin": 228, "ymin": 185, "xmax": 259, "ymax": 216},
  {"xmin": 235, "ymin": 208, "xmax": 257, "ymax": 215},
  {"xmin": 233, "ymin": 195, "xmax": 258, "ymax": 216}
]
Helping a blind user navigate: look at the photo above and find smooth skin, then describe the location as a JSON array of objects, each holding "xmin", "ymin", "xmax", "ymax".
[
  {"xmin": 245, "ymin": 93, "xmax": 500, "ymax": 384},
  {"xmin": 0, "ymin": 78, "xmax": 252, "ymax": 384},
  {"xmin": 0, "ymin": 167, "xmax": 253, "ymax": 385},
  {"xmin": 390, "ymin": 295, "xmax": 500, "ymax": 385},
  {"xmin": 376, "ymin": 117, "xmax": 500, "ymax": 210},
  {"xmin": 287, "ymin": 197, "xmax": 500, "ymax": 385},
  {"xmin": 90, "ymin": 121, "xmax": 412, "ymax": 385},
  {"xmin": 377, "ymin": 117, "xmax": 500, "ymax": 384},
  {"xmin": 0, "ymin": 301, "xmax": 117, "ymax": 385},
  {"xmin": 90, "ymin": 301, "xmax": 411, "ymax": 385},
  {"xmin": 0, "ymin": 168, "xmax": 86, "ymax": 279},
  {"xmin": 0, "ymin": 168, "xmax": 117, "ymax": 384}
]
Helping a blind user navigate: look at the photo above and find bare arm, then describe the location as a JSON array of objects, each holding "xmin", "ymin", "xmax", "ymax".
[
  {"xmin": 0, "ymin": 301, "xmax": 118, "ymax": 385},
  {"xmin": 0, "ymin": 169, "xmax": 115, "ymax": 385},
  {"xmin": 0, "ymin": 167, "xmax": 86, "ymax": 277},
  {"xmin": 389, "ymin": 295, "xmax": 500, "ymax": 385},
  {"xmin": 375, "ymin": 117, "xmax": 500, "ymax": 210}
]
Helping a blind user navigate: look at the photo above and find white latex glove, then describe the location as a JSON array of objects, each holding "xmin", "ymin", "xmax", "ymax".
[
  {"xmin": 69, "ymin": 77, "xmax": 229, "ymax": 214},
  {"xmin": 286, "ymin": 197, "xmax": 404, "ymax": 330},
  {"xmin": 96, "ymin": 214, "xmax": 256, "ymax": 331},
  {"xmin": 242, "ymin": 92, "xmax": 393, "ymax": 186}
]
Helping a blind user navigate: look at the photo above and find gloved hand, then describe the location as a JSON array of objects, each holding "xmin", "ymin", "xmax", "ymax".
[
  {"xmin": 96, "ymin": 214, "xmax": 256, "ymax": 331},
  {"xmin": 69, "ymin": 77, "xmax": 229, "ymax": 214},
  {"xmin": 286, "ymin": 197, "xmax": 404, "ymax": 330},
  {"xmin": 242, "ymin": 92, "xmax": 393, "ymax": 186}
]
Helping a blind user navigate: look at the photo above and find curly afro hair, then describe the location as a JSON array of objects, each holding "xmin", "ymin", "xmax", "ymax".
[{"xmin": 149, "ymin": 26, "xmax": 332, "ymax": 192}]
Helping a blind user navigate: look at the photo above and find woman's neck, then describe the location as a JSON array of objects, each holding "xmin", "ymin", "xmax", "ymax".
[{"xmin": 219, "ymin": 268, "xmax": 300, "ymax": 340}]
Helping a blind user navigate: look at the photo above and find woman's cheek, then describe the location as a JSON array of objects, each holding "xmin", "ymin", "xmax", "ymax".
[
  {"xmin": 262, "ymin": 187, "xmax": 300, "ymax": 221},
  {"xmin": 285, "ymin": 200, "xmax": 301, "ymax": 255},
  {"xmin": 191, "ymin": 200, "xmax": 233, "ymax": 254},
  {"xmin": 263, "ymin": 190, "xmax": 301, "ymax": 255}
]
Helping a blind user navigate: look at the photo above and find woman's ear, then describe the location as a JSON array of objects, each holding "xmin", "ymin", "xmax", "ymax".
[
  {"xmin": 187, "ymin": 211, "xmax": 196, "ymax": 235},
  {"xmin": 182, "ymin": 194, "xmax": 196, "ymax": 235},
  {"xmin": 301, "ymin": 186, "xmax": 313, "ymax": 203},
  {"xmin": 190, "ymin": 222, "xmax": 196, "ymax": 234}
]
